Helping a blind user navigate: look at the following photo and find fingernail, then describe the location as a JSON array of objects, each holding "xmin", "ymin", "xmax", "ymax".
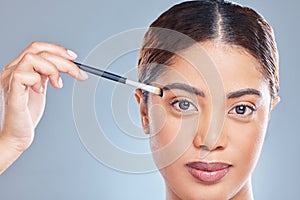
[
  {"xmin": 78, "ymin": 70, "xmax": 89, "ymax": 80},
  {"xmin": 67, "ymin": 49, "xmax": 78, "ymax": 59},
  {"xmin": 39, "ymin": 86, "xmax": 44, "ymax": 93},
  {"xmin": 58, "ymin": 77, "xmax": 63, "ymax": 88}
]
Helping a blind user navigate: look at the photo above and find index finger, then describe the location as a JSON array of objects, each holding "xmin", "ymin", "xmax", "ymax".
[{"xmin": 6, "ymin": 41, "xmax": 77, "ymax": 69}]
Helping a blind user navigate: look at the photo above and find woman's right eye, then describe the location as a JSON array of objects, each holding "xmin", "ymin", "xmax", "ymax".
[{"xmin": 170, "ymin": 98, "xmax": 198, "ymax": 113}]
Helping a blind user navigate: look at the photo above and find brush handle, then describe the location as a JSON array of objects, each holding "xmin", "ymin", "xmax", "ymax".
[
  {"xmin": 74, "ymin": 61, "xmax": 162, "ymax": 97},
  {"xmin": 74, "ymin": 62, "xmax": 126, "ymax": 84}
]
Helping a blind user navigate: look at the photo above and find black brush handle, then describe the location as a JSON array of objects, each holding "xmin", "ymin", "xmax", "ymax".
[{"xmin": 74, "ymin": 61, "xmax": 126, "ymax": 84}]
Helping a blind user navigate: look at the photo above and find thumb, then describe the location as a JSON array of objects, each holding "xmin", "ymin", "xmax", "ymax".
[{"xmin": 6, "ymin": 71, "xmax": 42, "ymax": 111}]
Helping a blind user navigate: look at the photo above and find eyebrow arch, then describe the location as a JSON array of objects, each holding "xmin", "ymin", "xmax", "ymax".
[
  {"xmin": 162, "ymin": 83, "xmax": 205, "ymax": 97},
  {"xmin": 227, "ymin": 88, "xmax": 262, "ymax": 99}
]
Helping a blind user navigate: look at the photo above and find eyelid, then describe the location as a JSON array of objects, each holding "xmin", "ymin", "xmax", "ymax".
[
  {"xmin": 169, "ymin": 97, "xmax": 199, "ymax": 112},
  {"xmin": 229, "ymin": 101, "xmax": 257, "ymax": 111},
  {"xmin": 230, "ymin": 104, "xmax": 256, "ymax": 113},
  {"xmin": 228, "ymin": 102, "xmax": 257, "ymax": 118}
]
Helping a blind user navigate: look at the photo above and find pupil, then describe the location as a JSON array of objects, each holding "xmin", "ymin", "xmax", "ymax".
[
  {"xmin": 179, "ymin": 101, "xmax": 190, "ymax": 110},
  {"xmin": 236, "ymin": 106, "xmax": 246, "ymax": 114}
]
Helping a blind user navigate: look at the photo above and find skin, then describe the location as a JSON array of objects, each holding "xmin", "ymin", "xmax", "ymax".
[
  {"xmin": 0, "ymin": 40, "xmax": 279, "ymax": 199},
  {"xmin": 135, "ymin": 41, "xmax": 279, "ymax": 200},
  {"xmin": 0, "ymin": 41, "xmax": 88, "ymax": 174}
]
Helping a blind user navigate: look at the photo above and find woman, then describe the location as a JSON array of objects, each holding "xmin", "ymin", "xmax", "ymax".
[{"xmin": 0, "ymin": 0, "xmax": 279, "ymax": 199}]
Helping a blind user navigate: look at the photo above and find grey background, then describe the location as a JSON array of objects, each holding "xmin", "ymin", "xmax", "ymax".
[{"xmin": 0, "ymin": 0, "xmax": 299, "ymax": 199}]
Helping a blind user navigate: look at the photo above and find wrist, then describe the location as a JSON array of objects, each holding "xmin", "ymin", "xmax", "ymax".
[
  {"xmin": 0, "ymin": 132, "xmax": 32, "ymax": 153},
  {"xmin": 0, "ymin": 133, "xmax": 27, "ymax": 174}
]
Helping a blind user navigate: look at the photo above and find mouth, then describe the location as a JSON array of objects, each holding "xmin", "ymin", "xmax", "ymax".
[{"xmin": 186, "ymin": 161, "xmax": 232, "ymax": 184}]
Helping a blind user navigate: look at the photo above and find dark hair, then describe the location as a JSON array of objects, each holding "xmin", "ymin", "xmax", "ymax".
[{"xmin": 138, "ymin": 0, "xmax": 279, "ymax": 101}]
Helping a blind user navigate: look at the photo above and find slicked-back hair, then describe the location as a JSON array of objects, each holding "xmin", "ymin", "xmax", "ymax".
[{"xmin": 138, "ymin": 0, "xmax": 279, "ymax": 100}]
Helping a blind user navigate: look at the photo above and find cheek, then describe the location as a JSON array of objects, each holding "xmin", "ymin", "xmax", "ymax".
[
  {"xmin": 228, "ymin": 111, "xmax": 270, "ymax": 169},
  {"xmin": 150, "ymin": 119, "xmax": 178, "ymax": 151},
  {"xmin": 148, "ymin": 104, "xmax": 168, "ymax": 140},
  {"xmin": 148, "ymin": 104, "xmax": 172, "ymax": 149},
  {"xmin": 148, "ymin": 104, "xmax": 199, "ymax": 169},
  {"xmin": 148, "ymin": 105, "xmax": 197, "ymax": 150}
]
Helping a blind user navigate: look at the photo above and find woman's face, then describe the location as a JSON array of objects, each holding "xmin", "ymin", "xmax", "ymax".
[{"xmin": 136, "ymin": 42, "xmax": 279, "ymax": 200}]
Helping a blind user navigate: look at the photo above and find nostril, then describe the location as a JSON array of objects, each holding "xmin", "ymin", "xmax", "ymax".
[
  {"xmin": 216, "ymin": 145, "xmax": 224, "ymax": 150},
  {"xmin": 199, "ymin": 145, "xmax": 224, "ymax": 151},
  {"xmin": 199, "ymin": 145, "xmax": 210, "ymax": 151}
]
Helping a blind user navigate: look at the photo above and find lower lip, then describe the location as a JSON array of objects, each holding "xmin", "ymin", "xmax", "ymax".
[{"xmin": 187, "ymin": 166, "xmax": 230, "ymax": 184}]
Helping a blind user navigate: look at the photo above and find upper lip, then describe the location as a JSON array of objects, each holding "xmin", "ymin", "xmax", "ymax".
[{"xmin": 186, "ymin": 161, "xmax": 232, "ymax": 172}]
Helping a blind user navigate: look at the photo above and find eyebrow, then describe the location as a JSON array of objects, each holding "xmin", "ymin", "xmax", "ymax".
[
  {"xmin": 161, "ymin": 83, "xmax": 262, "ymax": 99},
  {"xmin": 162, "ymin": 83, "xmax": 205, "ymax": 97},
  {"xmin": 227, "ymin": 88, "xmax": 262, "ymax": 99}
]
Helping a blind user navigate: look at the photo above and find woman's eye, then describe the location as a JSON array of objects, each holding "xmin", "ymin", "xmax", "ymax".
[
  {"xmin": 229, "ymin": 104, "xmax": 256, "ymax": 116},
  {"xmin": 170, "ymin": 99, "xmax": 198, "ymax": 112}
]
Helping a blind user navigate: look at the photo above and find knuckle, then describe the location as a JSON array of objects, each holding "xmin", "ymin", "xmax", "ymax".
[
  {"xmin": 38, "ymin": 51, "xmax": 49, "ymax": 57},
  {"xmin": 23, "ymin": 52, "xmax": 35, "ymax": 61},
  {"xmin": 29, "ymin": 41, "xmax": 42, "ymax": 50},
  {"xmin": 11, "ymin": 71, "xmax": 23, "ymax": 81},
  {"xmin": 49, "ymin": 71, "xmax": 59, "ymax": 78}
]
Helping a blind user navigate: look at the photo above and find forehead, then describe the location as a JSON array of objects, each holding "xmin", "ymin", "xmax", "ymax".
[{"xmin": 155, "ymin": 42, "xmax": 268, "ymax": 95}]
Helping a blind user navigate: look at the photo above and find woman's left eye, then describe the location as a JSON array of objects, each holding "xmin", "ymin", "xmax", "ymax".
[
  {"xmin": 170, "ymin": 99, "xmax": 198, "ymax": 112},
  {"xmin": 229, "ymin": 104, "xmax": 256, "ymax": 116}
]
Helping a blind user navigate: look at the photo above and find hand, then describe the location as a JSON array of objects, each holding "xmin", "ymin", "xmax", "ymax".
[{"xmin": 0, "ymin": 41, "xmax": 88, "ymax": 173}]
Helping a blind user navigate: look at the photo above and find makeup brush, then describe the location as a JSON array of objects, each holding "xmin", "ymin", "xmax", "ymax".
[{"xmin": 74, "ymin": 62, "xmax": 163, "ymax": 97}]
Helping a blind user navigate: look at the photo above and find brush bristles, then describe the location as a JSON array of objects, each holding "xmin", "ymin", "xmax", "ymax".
[{"xmin": 125, "ymin": 79, "xmax": 162, "ymax": 97}]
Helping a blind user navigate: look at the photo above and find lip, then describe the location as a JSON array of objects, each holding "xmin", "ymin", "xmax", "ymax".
[{"xmin": 186, "ymin": 161, "xmax": 232, "ymax": 184}]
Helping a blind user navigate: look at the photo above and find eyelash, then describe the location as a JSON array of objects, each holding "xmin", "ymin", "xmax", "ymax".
[
  {"xmin": 168, "ymin": 97, "xmax": 256, "ymax": 118},
  {"xmin": 170, "ymin": 98, "xmax": 198, "ymax": 113},
  {"xmin": 228, "ymin": 104, "xmax": 257, "ymax": 117}
]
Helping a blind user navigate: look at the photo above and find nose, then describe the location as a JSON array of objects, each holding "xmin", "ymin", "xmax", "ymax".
[{"xmin": 193, "ymin": 118, "xmax": 228, "ymax": 152}]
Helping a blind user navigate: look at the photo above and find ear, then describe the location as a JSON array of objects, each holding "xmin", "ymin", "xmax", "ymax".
[
  {"xmin": 268, "ymin": 96, "xmax": 280, "ymax": 120},
  {"xmin": 271, "ymin": 96, "xmax": 280, "ymax": 110},
  {"xmin": 135, "ymin": 89, "xmax": 150, "ymax": 134}
]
